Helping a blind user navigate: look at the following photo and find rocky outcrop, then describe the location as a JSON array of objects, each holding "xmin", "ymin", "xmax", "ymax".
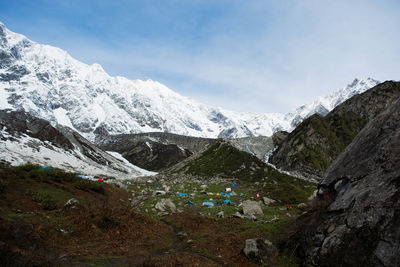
[
  {"xmin": 297, "ymin": 99, "xmax": 400, "ymax": 266},
  {"xmin": 0, "ymin": 110, "xmax": 151, "ymax": 178},
  {"xmin": 0, "ymin": 110, "xmax": 73, "ymax": 150},
  {"xmin": 269, "ymin": 81, "xmax": 400, "ymax": 180},
  {"xmin": 227, "ymin": 136, "xmax": 274, "ymax": 160},
  {"xmin": 242, "ymin": 200, "xmax": 264, "ymax": 216},
  {"xmin": 243, "ymin": 238, "xmax": 278, "ymax": 264}
]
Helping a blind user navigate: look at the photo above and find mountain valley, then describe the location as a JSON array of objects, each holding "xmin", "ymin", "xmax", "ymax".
[{"xmin": 0, "ymin": 22, "xmax": 399, "ymax": 266}]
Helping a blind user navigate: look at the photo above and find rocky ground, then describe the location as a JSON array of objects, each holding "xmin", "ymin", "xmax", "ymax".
[{"xmin": 0, "ymin": 163, "xmax": 315, "ymax": 266}]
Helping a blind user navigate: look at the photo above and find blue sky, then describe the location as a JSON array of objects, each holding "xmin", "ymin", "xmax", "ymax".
[{"xmin": 1, "ymin": 0, "xmax": 399, "ymax": 113}]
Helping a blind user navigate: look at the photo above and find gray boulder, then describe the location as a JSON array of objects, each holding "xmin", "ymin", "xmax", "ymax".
[
  {"xmin": 262, "ymin": 197, "xmax": 276, "ymax": 206},
  {"xmin": 243, "ymin": 238, "xmax": 278, "ymax": 263},
  {"xmin": 64, "ymin": 198, "xmax": 79, "ymax": 207},
  {"xmin": 155, "ymin": 198, "xmax": 176, "ymax": 213},
  {"xmin": 242, "ymin": 200, "xmax": 263, "ymax": 216}
]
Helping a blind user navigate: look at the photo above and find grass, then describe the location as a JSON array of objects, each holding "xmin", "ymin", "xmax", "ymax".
[
  {"xmin": 29, "ymin": 184, "xmax": 76, "ymax": 210},
  {"xmin": 0, "ymin": 162, "xmax": 316, "ymax": 266}
]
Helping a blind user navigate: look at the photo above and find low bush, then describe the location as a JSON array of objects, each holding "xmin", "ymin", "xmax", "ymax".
[
  {"xmin": 32, "ymin": 191, "xmax": 58, "ymax": 210},
  {"xmin": 74, "ymin": 180, "xmax": 104, "ymax": 194}
]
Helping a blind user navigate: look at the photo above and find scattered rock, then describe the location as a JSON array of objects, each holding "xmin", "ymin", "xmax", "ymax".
[
  {"xmin": 326, "ymin": 224, "xmax": 336, "ymax": 234},
  {"xmin": 64, "ymin": 198, "xmax": 79, "ymax": 207},
  {"xmin": 154, "ymin": 190, "xmax": 166, "ymax": 196},
  {"xmin": 200, "ymin": 185, "xmax": 207, "ymax": 191},
  {"xmin": 243, "ymin": 238, "xmax": 278, "ymax": 264},
  {"xmin": 177, "ymin": 231, "xmax": 188, "ymax": 238},
  {"xmin": 297, "ymin": 202, "xmax": 307, "ymax": 210},
  {"xmin": 262, "ymin": 197, "xmax": 276, "ymax": 206},
  {"xmin": 217, "ymin": 211, "xmax": 224, "ymax": 218},
  {"xmin": 157, "ymin": 211, "xmax": 169, "ymax": 216},
  {"xmin": 232, "ymin": 212, "xmax": 244, "ymax": 219},
  {"xmin": 155, "ymin": 198, "xmax": 176, "ymax": 213},
  {"xmin": 244, "ymin": 214, "xmax": 256, "ymax": 221},
  {"xmin": 242, "ymin": 200, "xmax": 263, "ymax": 216},
  {"xmin": 163, "ymin": 185, "xmax": 171, "ymax": 192}
]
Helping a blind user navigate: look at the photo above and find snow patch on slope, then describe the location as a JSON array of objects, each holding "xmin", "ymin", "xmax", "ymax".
[{"xmin": 106, "ymin": 151, "xmax": 157, "ymax": 176}]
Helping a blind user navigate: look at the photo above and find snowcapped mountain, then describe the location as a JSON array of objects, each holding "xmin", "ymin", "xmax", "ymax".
[
  {"xmin": 283, "ymin": 77, "xmax": 380, "ymax": 128},
  {"xmin": 0, "ymin": 109, "xmax": 155, "ymax": 178},
  {"xmin": 0, "ymin": 22, "xmax": 379, "ymax": 139}
]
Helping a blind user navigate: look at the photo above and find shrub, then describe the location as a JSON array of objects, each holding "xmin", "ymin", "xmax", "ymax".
[
  {"xmin": 75, "ymin": 180, "xmax": 104, "ymax": 194},
  {"xmin": 0, "ymin": 179, "xmax": 9, "ymax": 194},
  {"xmin": 18, "ymin": 162, "xmax": 40, "ymax": 172},
  {"xmin": 32, "ymin": 192, "xmax": 58, "ymax": 210}
]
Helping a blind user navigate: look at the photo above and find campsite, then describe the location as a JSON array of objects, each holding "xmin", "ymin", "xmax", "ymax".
[{"xmin": 0, "ymin": 163, "xmax": 314, "ymax": 266}]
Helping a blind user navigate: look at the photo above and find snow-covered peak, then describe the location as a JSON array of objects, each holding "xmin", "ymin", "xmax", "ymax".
[
  {"xmin": 284, "ymin": 78, "xmax": 380, "ymax": 128},
  {"xmin": 0, "ymin": 22, "xmax": 380, "ymax": 139}
]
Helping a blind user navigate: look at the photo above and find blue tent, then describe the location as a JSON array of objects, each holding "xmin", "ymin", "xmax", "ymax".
[
  {"xmin": 179, "ymin": 193, "xmax": 188, "ymax": 197},
  {"xmin": 202, "ymin": 201, "xmax": 214, "ymax": 207}
]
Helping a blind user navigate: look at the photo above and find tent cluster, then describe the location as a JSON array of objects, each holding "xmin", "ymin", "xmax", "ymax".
[{"xmin": 76, "ymin": 174, "xmax": 103, "ymax": 182}]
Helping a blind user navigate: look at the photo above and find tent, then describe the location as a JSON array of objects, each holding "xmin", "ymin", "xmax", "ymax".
[
  {"xmin": 179, "ymin": 193, "xmax": 188, "ymax": 197},
  {"xmin": 202, "ymin": 201, "xmax": 214, "ymax": 207},
  {"xmin": 222, "ymin": 199, "xmax": 234, "ymax": 205}
]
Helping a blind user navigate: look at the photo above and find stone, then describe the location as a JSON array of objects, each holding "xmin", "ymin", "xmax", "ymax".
[
  {"xmin": 155, "ymin": 198, "xmax": 176, "ymax": 213},
  {"xmin": 242, "ymin": 200, "xmax": 263, "ymax": 216},
  {"xmin": 232, "ymin": 212, "xmax": 244, "ymax": 219},
  {"xmin": 64, "ymin": 198, "xmax": 79, "ymax": 207},
  {"xmin": 216, "ymin": 211, "xmax": 224, "ymax": 218},
  {"xmin": 157, "ymin": 211, "xmax": 169, "ymax": 216},
  {"xmin": 326, "ymin": 224, "xmax": 336, "ymax": 234},
  {"xmin": 243, "ymin": 238, "xmax": 278, "ymax": 263},
  {"xmin": 244, "ymin": 214, "xmax": 256, "ymax": 221},
  {"xmin": 262, "ymin": 197, "xmax": 276, "ymax": 206},
  {"xmin": 154, "ymin": 190, "xmax": 166, "ymax": 195},
  {"xmin": 297, "ymin": 202, "xmax": 307, "ymax": 210}
]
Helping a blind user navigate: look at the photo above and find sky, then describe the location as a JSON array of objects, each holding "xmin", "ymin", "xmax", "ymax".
[{"xmin": 0, "ymin": 0, "xmax": 399, "ymax": 113}]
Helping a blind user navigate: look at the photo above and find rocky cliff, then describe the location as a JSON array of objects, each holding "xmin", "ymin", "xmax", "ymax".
[
  {"xmin": 297, "ymin": 98, "xmax": 400, "ymax": 266},
  {"xmin": 269, "ymin": 81, "xmax": 400, "ymax": 180}
]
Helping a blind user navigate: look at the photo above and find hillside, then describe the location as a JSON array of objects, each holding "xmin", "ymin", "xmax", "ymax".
[
  {"xmin": 167, "ymin": 140, "xmax": 315, "ymax": 203},
  {"xmin": 296, "ymin": 98, "xmax": 400, "ymax": 266},
  {"xmin": 269, "ymin": 81, "xmax": 400, "ymax": 180},
  {"xmin": 0, "ymin": 110, "xmax": 153, "ymax": 178}
]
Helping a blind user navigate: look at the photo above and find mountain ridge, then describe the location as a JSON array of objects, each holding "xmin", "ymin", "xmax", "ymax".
[{"xmin": 0, "ymin": 22, "xmax": 379, "ymax": 140}]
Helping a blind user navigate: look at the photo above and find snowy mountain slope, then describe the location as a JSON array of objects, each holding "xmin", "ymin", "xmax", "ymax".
[
  {"xmin": 0, "ymin": 22, "xmax": 379, "ymax": 139},
  {"xmin": 0, "ymin": 109, "xmax": 155, "ymax": 179},
  {"xmin": 283, "ymin": 78, "xmax": 380, "ymax": 128}
]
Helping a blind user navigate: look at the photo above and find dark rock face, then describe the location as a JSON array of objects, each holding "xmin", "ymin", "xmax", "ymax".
[
  {"xmin": 297, "ymin": 99, "xmax": 400, "ymax": 266},
  {"xmin": 271, "ymin": 131, "xmax": 289, "ymax": 147},
  {"xmin": 270, "ymin": 81, "xmax": 400, "ymax": 180},
  {"xmin": 0, "ymin": 110, "xmax": 73, "ymax": 150},
  {"xmin": 122, "ymin": 141, "xmax": 193, "ymax": 171}
]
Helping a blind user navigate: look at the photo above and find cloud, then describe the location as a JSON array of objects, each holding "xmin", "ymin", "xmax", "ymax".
[{"xmin": 1, "ymin": 0, "xmax": 399, "ymax": 113}]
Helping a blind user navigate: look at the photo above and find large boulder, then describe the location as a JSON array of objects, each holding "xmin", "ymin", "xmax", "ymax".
[
  {"xmin": 243, "ymin": 238, "xmax": 278, "ymax": 264},
  {"xmin": 242, "ymin": 200, "xmax": 263, "ymax": 216},
  {"xmin": 155, "ymin": 198, "xmax": 176, "ymax": 213},
  {"xmin": 297, "ymin": 99, "xmax": 400, "ymax": 266}
]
